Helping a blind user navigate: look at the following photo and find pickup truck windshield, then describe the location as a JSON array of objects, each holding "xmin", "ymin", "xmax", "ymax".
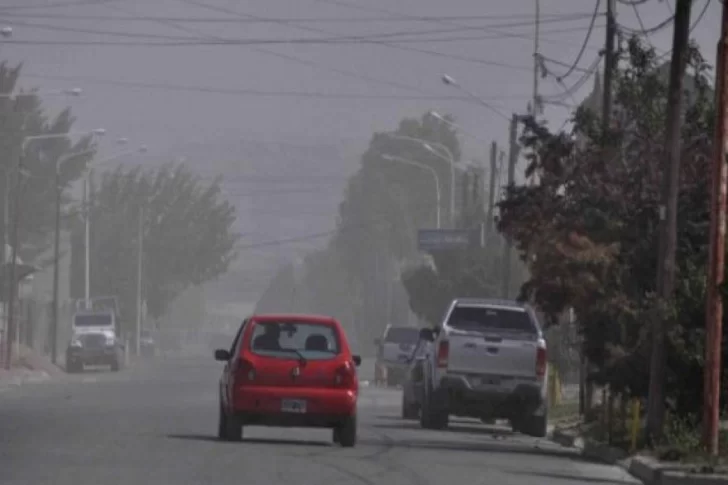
[
  {"xmin": 447, "ymin": 306, "xmax": 535, "ymax": 333},
  {"xmin": 384, "ymin": 327, "xmax": 420, "ymax": 344}
]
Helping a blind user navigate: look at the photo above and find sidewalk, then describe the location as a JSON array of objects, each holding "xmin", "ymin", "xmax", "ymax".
[
  {"xmin": 0, "ymin": 344, "xmax": 65, "ymax": 391},
  {"xmin": 0, "ymin": 367, "xmax": 52, "ymax": 390},
  {"xmin": 550, "ymin": 423, "xmax": 728, "ymax": 484}
]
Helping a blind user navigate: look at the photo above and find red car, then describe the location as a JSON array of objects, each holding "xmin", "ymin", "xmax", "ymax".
[{"xmin": 215, "ymin": 314, "xmax": 362, "ymax": 447}]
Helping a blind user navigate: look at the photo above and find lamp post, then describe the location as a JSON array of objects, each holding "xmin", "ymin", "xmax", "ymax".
[
  {"xmin": 3, "ymin": 128, "xmax": 105, "ymax": 369},
  {"xmin": 381, "ymin": 153, "xmax": 441, "ymax": 229},
  {"xmin": 383, "ymin": 133, "xmax": 456, "ymax": 227},
  {"xmin": 82, "ymin": 144, "xmax": 148, "ymax": 326}
]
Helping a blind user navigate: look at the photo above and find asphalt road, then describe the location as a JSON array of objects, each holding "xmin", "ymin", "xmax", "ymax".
[{"xmin": 0, "ymin": 356, "xmax": 639, "ymax": 485}]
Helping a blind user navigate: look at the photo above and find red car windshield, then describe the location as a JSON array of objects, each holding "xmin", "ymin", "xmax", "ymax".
[{"xmin": 249, "ymin": 321, "xmax": 341, "ymax": 360}]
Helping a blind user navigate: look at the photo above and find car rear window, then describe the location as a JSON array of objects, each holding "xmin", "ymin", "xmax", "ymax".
[
  {"xmin": 447, "ymin": 306, "xmax": 535, "ymax": 333},
  {"xmin": 384, "ymin": 327, "xmax": 420, "ymax": 344},
  {"xmin": 249, "ymin": 321, "xmax": 341, "ymax": 360}
]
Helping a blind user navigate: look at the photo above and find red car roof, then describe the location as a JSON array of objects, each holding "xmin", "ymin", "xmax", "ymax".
[{"xmin": 250, "ymin": 313, "xmax": 338, "ymax": 325}]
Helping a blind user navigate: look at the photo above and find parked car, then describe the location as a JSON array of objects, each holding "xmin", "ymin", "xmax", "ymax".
[
  {"xmin": 214, "ymin": 314, "xmax": 362, "ymax": 447},
  {"xmin": 374, "ymin": 325, "xmax": 421, "ymax": 387},
  {"xmin": 418, "ymin": 298, "xmax": 548, "ymax": 438},
  {"xmin": 401, "ymin": 339, "xmax": 432, "ymax": 420}
]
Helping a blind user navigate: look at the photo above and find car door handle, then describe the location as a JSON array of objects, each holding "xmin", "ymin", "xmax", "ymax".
[{"xmin": 464, "ymin": 343, "xmax": 477, "ymax": 349}]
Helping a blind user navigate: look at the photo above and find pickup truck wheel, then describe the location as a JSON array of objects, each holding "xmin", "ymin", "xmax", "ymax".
[
  {"xmin": 401, "ymin": 393, "xmax": 419, "ymax": 420},
  {"xmin": 420, "ymin": 388, "xmax": 449, "ymax": 430},
  {"xmin": 336, "ymin": 416, "xmax": 357, "ymax": 447},
  {"xmin": 515, "ymin": 413, "xmax": 548, "ymax": 438},
  {"xmin": 110, "ymin": 359, "xmax": 120, "ymax": 372}
]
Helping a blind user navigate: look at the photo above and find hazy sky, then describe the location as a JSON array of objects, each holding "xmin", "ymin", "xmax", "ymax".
[{"xmin": 0, "ymin": 0, "xmax": 721, "ymax": 269}]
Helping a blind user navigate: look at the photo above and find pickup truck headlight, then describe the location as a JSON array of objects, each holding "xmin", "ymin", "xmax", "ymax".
[
  {"xmin": 105, "ymin": 338, "xmax": 116, "ymax": 347},
  {"xmin": 70, "ymin": 339, "xmax": 83, "ymax": 348}
]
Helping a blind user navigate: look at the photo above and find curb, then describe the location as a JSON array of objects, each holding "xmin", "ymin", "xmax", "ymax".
[
  {"xmin": 628, "ymin": 456, "xmax": 728, "ymax": 485},
  {"xmin": 549, "ymin": 427, "xmax": 728, "ymax": 484}
]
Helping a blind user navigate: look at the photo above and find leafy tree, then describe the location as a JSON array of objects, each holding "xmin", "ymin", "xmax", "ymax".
[
  {"xmin": 496, "ymin": 36, "xmax": 715, "ymax": 414},
  {"xmin": 267, "ymin": 112, "xmax": 463, "ymax": 345},
  {"xmin": 71, "ymin": 163, "xmax": 239, "ymax": 329},
  {"xmin": 0, "ymin": 62, "xmax": 95, "ymax": 265}
]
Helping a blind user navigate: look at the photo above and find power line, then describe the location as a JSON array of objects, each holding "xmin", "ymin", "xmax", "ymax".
[
  {"xmin": 540, "ymin": 55, "xmax": 595, "ymax": 74},
  {"xmin": 542, "ymin": 55, "xmax": 603, "ymax": 102},
  {"xmin": 313, "ymin": 0, "xmax": 605, "ymax": 51},
  {"xmin": 0, "ymin": 24, "xmax": 608, "ymax": 47},
  {"xmin": 553, "ymin": 0, "xmax": 602, "ymax": 80},
  {"xmin": 0, "ymin": 0, "xmax": 116, "ymax": 9},
  {"xmin": 102, "ymin": 1, "xmax": 462, "ymax": 100},
  {"xmin": 0, "ymin": 11, "xmax": 601, "ymax": 24},
  {"xmin": 631, "ymin": 0, "xmax": 656, "ymax": 48},
  {"xmin": 18, "ymin": 72, "xmax": 513, "ymax": 103},
  {"xmin": 620, "ymin": 13, "xmax": 675, "ymax": 35}
]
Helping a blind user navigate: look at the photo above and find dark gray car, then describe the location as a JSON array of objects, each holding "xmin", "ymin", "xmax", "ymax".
[{"xmin": 401, "ymin": 340, "xmax": 432, "ymax": 420}]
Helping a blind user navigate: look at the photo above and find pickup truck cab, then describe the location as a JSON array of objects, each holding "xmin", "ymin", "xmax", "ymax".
[{"xmin": 418, "ymin": 298, "xmax": 548, "ymax": 437}]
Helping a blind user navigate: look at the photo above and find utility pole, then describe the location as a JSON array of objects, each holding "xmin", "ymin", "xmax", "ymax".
[
  {"xmin": 602, "ymin": 0, "xmax": 617, "ymax": 138},
  {"xmin": 646, "ymin": 0, "xmax": 692, "ymax": 442},
  {"xmin": 486, "ymin": 142, "xmax": 497, "ymax": 238},
  {"xmin": 135, "ymin": 205, "xmax": 143, "ymax": 356},
  {"xmin": 501, "ymin": 114, "xmax": 520, "ymax": 298},
  {"xmin": 532, "ymin": 0, "xmax": 541, "ymax": 117},
  {"xmin": 471, "ymin": 167, "xmax": 479, "ymax": 213},
  {"xmin": 1, "ymin": 174, "xmax": 7, "ymax": 367},
  {"xmin": 4, "ymin": 154, "xmax": 23, "ymax": 369},
  {"xmin": 704, "ymin": 0, "xmax": 728, "ymax": 456},
  {"xmin": 83, "ymin": 173, "xmax": 91, "ymax": 308},
  {"xmin": 461, "ymin": 170, "xmax": 470, "ymax": 220},
  {"xmin": 51, "ymin": 165, "xmax": 61, "ymax": 365}
]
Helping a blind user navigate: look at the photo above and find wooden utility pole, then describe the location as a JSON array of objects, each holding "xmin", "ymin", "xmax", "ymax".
[
  {"xmin": 461, "ymin": 170, "xmax": 470, "ymax": 218},
  {"xmin": 487, "ymin": 142, "xmax": 497, "ymax": 238},
  {"xmin": 601, "ymin": 0, "xmax": 617, "ymax": 136},
  {"xmin": 135, "ymin": 205, "xmax": 143, "ymax": 356},
  {"xmin": 704, "ymin": 0, "xmax": 728, "ymax": 456},
  {"xmin": 532, "ymin": 0, "xmax": 541, "ymax": 116},
  {"xmin": 51, "ymin": 166, "xmax": 61, "ymax": 365},
  {"xmin": 501, "ymin": 114, "xmax": 520, "ymax": 298},
  {"xmin": 646, "ymin": 0, "xmax": 692, "ymax": 442}
]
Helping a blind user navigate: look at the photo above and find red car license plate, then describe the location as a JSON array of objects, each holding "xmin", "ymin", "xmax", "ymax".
[{"xmin": 281, "ymin": 399, "xmax": 307, "ymax": 414}]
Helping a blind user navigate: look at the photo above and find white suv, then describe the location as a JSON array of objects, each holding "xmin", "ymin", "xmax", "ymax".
[{"xmin": 418, "ymin": 298, "xmax": 548, "ymax": 437}]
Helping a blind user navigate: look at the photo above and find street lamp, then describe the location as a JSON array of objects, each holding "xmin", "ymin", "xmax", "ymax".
[
  {"xmin": 383, "ymin": 133, "xmax": 456, "ymax": 227},
  {"xmin": 3, "ymin": 128, "xmax": 105, "ymax": 370},
  {"xmin": 441, "ymin": 73, "xmax": 510, "ymax": 121},
  {"xmin": 381, "ymin": 153, "xmax": 441, "ymax": 229},
  {"xmin": 428, "ymin": 111, "xmax": 492, "ymax": 145}
]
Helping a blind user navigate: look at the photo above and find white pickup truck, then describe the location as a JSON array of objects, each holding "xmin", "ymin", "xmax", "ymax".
[{"xmin": 418, "ymin": 298, "xmax": 548, "ymax": 437}]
